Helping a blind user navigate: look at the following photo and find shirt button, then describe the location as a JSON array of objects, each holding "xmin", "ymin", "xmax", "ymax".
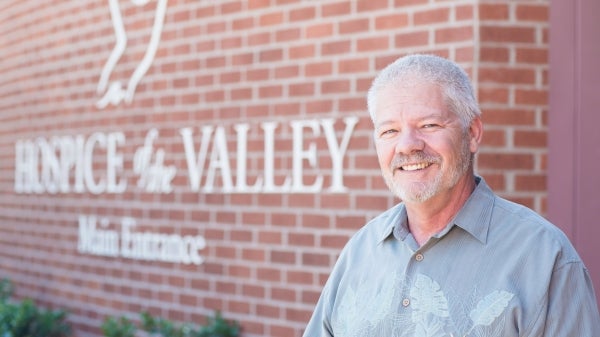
[
  {"xmin": 415, "ymin": 253, "xmax": 424, "ymax": 262},
  {"xmin": 402, "ymin": 298, "xmax": 410, "ymax": 307}
]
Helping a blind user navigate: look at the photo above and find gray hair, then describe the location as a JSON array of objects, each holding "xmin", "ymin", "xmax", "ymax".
[{"xmin": 367, "ymin": 54, "xmax": 481, "ymax": 127}]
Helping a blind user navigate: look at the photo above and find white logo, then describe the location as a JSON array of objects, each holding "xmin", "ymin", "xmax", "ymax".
[{"xmin": 96, "ymin": 0, "xmax": 168, "ymax": 109}]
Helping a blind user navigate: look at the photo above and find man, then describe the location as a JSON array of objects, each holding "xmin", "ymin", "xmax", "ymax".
[{"xmin": 303, "ymin": 54, "xmax": 600, "ymax": 336}]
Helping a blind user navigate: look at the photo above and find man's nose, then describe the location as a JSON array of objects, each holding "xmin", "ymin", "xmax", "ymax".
[{"xmin": 394, "ymin": 129, "xmax": 425, "ymax": 155}]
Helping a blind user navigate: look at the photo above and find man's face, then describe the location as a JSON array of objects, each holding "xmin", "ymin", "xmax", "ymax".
[{"xmin": 373, "ymin": 80, "xmax": 480, "ymax": 203}]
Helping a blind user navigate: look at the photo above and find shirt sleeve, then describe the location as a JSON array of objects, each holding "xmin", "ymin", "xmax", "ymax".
[
  {"xmin": 528, "ymin": 261, "xmax": 600, "ymax": 336},
  {"xmin": 302, "ymin": 282, "xmax": 335, "ymax": 337}
]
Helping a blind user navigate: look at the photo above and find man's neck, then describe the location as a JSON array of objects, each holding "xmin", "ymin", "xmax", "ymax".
[{"xmin": 405, "ymin": 175, "xmax": 477, "ymax": 246}]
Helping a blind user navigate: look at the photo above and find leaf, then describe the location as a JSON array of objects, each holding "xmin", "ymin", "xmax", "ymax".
[
  {"xmin": 469, "ymin": 290, "xmax": 514, "ymax": 327},
  {"xmin": 413, "ymin": 314, "xmax": 448, "ymax": 337},
  {"xmin": 410, "ymin": 274, "xmax": 450, "ymax": 321}
]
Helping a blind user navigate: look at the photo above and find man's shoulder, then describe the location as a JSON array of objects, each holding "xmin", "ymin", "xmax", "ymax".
[
  {"xmin": 490, "ymin": 195, "xmax": 581, "ymax": 263},
  {"xmin": 348, "ymin": 203, "xmax": 404, "ymax": 244}
]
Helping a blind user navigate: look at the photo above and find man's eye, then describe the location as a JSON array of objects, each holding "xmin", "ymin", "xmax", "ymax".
[
  {"xmin": 380, "ymin": 129, "xmax": 397, "ymax": 137},
  {"xmin": 422, "ymin": 124, "xmax": 439, "ymax": 129}
]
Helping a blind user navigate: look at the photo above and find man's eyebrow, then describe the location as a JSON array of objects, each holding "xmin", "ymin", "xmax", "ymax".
[{"xmin": 375, "ymin": 113, "xmax": 446, "ymax": 127}]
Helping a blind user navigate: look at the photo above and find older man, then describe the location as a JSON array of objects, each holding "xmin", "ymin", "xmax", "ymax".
[{"xmin": 303, "ymin": 54, "xmax": 600, "ymax": 337}]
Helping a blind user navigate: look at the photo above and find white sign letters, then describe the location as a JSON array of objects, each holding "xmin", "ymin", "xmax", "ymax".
[
  {"xmin": 78, "ymin": 215, "xmax": 206, "ymax": 265},
  {"xmin": 14, "ymin": 117, "xmax": 358, "ymax": 265},
  {"xmin": 15, "ymin": 117, "xmax": 358, "ymax": 195},
  {"xmin": 14, "ymin": 132, "xmax": 127, "ymax": 194},
  {"xmin": 179, "ymin": 117, "xmax": 358, "ymax": 193}
]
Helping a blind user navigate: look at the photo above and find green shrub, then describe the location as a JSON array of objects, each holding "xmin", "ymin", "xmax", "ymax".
[
  {"xmin": 101, "ymin": 316, "xmax": 137, "ymax": 337},
  {"xmin": 0, "ymin": 280, "xmax": 240, "ymax": 337},
  {"xmin": 0, "ymin": 279, "xmax": 72, "ymax": 337},
  {"xmin": 140, "ymin": 311, "xmax": 189, "ymax": 337},
  {"xmin": 194, "ymin": 311, "xmax": 240, "ymax": 337},
  {"xmin": 143, "ymin": 311, "xmax": 240, "ymax": 337}
]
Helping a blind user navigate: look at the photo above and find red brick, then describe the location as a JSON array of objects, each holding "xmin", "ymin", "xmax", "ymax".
[
  {"xmin": 270, "ymin": 324, "xmax": 295, "ymax": 337},
  {"xmin": 290, "ymin": 44, "xmax": 315, "ymax": 59},
  {"xmin": 322, "ymin": 2, "xmax": 351, "ymax": 17},
  {"xmin": 322, "ymin": 40, "xmax": 351, "ymax": 55},
  {"xmin": 516, "ymin": 47, "xmax": 548, "ymax": 64},
  {"xmin": 288, "ymin": 232, "xmax": 315, "ymax": 246},
  {"xmin": 232, "ymin": 17, "xmax": 254, "ymax": 31},
  {"xmin": 516, "ymin": 4, "xmax": 548, "ymax": 22},
  {"xmin": 242, "ymin": 248, "xmax": 266, "ymax": 261},
  {"xmin": 480, "ymin": 47, "xmax": 510, "ymax": 63},
  {"xmin": 483, "ymin": 109, "xmax": 536, "ymax": 126},
  {"xmin": 260, "ymin": 11, "xmax": 284, "ymax": 26},
  {"xmin": 306, "ymin": 22, "xmax": 334, "ymax": 38},
  {"xmin": 289, "ymin": 82, "xmax": 314, "ymax": 96},
  {"xmin": 321, "ymin": 234, "xmax": 349, "ymax": 249},
  {"xmin": 305, "ymin": 61, "xmax": 333, "ymax": 77},
  {"xmin": 290, "ymin": 6, "xmax": 316, "ymax": 21},
  {"xmin": 477, "ymin": 153, "xmax": 534, "ymax": 170},
  {"xmin": 375, "ymin": 13, "xmax": 409, "ymax": 30},
  {"xmin": 257, "ymin": 267, "xmax": 282, "ymax": 282},
  {"xmin": 257, "ymin": 304, "xmax": 281, "ymax": 318},
  {"xmin": 287, "ymin": 270, "xmax": 314, "ymax": 285},
  {"xmin": 455, "ymin": 4, "xmax": 474, "ymax": 21},
  {"xmin": 321, "ymin": 80, "xmax": 350, "ymax": 94},
  {"xmin": 271, "ymin": 286, "xmax": 296, "ymax": 302},
  {"xmin": 338, "ymin": 58, "xmax": 370, "ymax": 73},
  {"xmin": 478, "ymin": 87, "xmax": 509, "ymax": 104},
  {"xmin": 276, "ymin": 28, "xmax": 301, "ymax": 42},
  {"xmin": 435, "ymin": 26, "xmax": 473, "ymax": 43},
  {"xmin": 514, "ymin": 130, "xmax": 547, "ymax": 148},
  {"xmin": 479, "ymin": 3, "xmax": 509, "ymax": 20},
  {"xmin": 480, "ymin": 26, "xmax": 536, "ymax": 43},
  {"xmin": 302, "ymin": 252, "xmax": 330, "ymax": 266},
  {"xmin": 414, "ymin": 8, "xmax": 450, "ymax": 25},
  {"xmin": 395, "ymin": 30, "xmax": 429, "ymax": 47},
  {"xmin": 394, "ymin": 0, "xmax": 428, "ymax": 7},
  {"xmin": 248, "ymin": 0, "xmax": 270, "ymax": 9},
  {"xmin": 479, "ymin": 67, "xmax": 536, "ymax": 85},
  {"xmin": 271, "ymin": 250, "xmax": 296, "ymax": 264},
  {"xmin": 480, "ymin": 129, "xmax": 506, "ymax": 147},
  {"xmin": 357, "ymin": 36, "xmax": 389, "ymax": 52},
  {"xmin": 357, "ymin": 0, "xmax": 388, "ymax": 12},
  {"xmin": 515, "ymin": 89, "xmax": 548, "ymax": 105}
]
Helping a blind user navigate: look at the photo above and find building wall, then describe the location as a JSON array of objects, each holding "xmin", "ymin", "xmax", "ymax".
[
  {"xmin": 548, "ymin": 0, "xmax": 600, "ymax": 304},
  {"xmin": 0, "ymin": 1, "xmax": 549, "ymax": 336}
]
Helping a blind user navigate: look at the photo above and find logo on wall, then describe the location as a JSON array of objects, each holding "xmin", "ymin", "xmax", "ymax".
[{"xmin": 96, "ymin": 0, "xmax": 168, "ymax": 109}]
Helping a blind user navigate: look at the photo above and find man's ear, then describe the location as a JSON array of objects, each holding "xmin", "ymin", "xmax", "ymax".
[{"xmin": 468, "ymin": 117, "xmax": 483, "ymax": 153}]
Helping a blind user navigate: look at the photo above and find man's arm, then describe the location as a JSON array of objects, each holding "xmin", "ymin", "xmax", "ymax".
[{"xmin": 527, "ymin": 261, "xmax": 600, "ymax": 336}]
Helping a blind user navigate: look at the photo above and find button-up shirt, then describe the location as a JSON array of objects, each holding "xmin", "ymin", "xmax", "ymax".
[{"xmin": 303, "ymin": 177, "xmax": 600, "ymax": 337}]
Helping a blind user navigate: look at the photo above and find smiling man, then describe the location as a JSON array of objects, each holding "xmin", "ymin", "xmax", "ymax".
[{"xmin": 302, "ymin": 54, "xmax": 600, "ymax": 337}]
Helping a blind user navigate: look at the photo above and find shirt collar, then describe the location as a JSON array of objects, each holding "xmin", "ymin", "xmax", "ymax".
[
  {"xmin": 443, "ymin": 176, "xmax": 495, "ymax": 244},
  {"xmin": 377, "ymin": 176, "xmax": 495, "ymax": 245}
]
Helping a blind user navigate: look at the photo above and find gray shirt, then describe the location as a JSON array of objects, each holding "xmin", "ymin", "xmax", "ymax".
[{"xmin": 303, "ymin": 177, "xmax": 600, "ymax": 337}]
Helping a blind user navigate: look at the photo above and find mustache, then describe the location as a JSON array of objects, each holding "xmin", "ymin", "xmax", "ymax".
[{"xmin": 390, "ymin": 152, "xmax": 441, "ymax": 169}]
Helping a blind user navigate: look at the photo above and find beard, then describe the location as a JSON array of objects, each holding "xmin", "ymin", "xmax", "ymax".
[{"xmin": 383, "ymin": 134, "xmax": 473, "ymax": 203}]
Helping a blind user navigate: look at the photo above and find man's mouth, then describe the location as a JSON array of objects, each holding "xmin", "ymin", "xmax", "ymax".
[{"xmin": 400, "ymin": 162, "xmax": 432, "ymax": 171}]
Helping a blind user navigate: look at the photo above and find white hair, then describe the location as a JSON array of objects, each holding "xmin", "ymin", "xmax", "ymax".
[{"xmin": 367, "ymin": 54, "xmax": 481, "ymax": 127}]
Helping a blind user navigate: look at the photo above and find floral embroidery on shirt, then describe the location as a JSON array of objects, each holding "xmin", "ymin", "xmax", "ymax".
[
  {"xmin": 332, "ymin": 270, "xmax": 397, "ymax": 336},
  {"xmin": 411, "ymin": 274, "xmax": 514, "ymax": 337},
  {"xmin": 332, "ymin": 273, "xmax": 514, "ymax": 337}
]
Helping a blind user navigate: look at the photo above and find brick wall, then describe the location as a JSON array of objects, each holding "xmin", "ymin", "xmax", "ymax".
[
  {"xmin": 0, "ymin": 1, "xmax": 549, "ymax": 336},
  {"xmin": 476, "ymin": 0, "xmax": 549, "ymax": 213}
]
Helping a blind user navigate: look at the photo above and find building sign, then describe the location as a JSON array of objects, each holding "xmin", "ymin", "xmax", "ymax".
[
  {"xmin": 12, "ymin": 1, "xmax": 361, "ymax": 266},
  {"xmin": 13, "ymin": 117, "xmax": 359, "ymax": 264},
  {"xmin": 77, "ymin": 215, "xmax": 206, "ymax": 265},
  {"xmin": 14, "ymin": 117, "xmax": 358, "ymax": 195}
]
